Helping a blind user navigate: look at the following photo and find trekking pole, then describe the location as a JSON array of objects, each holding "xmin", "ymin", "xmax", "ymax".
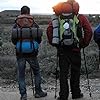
[
  {"xmin": 54, "ymin": 49, "xmax": 59, "ymax": 99},
  {"xmin": 30, "ymin": 67, "xmax": 34, "ymax": 96},
  {"xmin": 83, "ymin": 48, "xmax": 92, "ymax": 97}
]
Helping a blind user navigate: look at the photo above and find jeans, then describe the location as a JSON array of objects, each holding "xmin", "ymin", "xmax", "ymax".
[{"xmin": 17, "ymin": 56, "xmax": 42, "ymax": 96}]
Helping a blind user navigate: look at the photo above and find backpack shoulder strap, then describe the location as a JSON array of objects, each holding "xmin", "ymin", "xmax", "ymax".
[{"xmin": 76, "ymin": 14, "xmax": 82, "ymax": 39}]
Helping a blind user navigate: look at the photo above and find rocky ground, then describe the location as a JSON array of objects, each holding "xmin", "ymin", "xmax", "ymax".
[
  {"xmin": 0, "ymin": 42, "xmax": 100, "ymax": 100},
  {"xmin": 1, "ymin": 69, "xmax": 100, "ymax": 100},
  {"xmin": 0, "ymin": 41, "xmax": 99, "ymax": 100},
  {"xmin": 0, "ymin": 20, "xmax": 99, "ymax": 100}
]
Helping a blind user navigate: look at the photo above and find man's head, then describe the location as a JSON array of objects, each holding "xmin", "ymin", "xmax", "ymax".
[{"xmin": 21, "ymin": 6, "xmax": 30, "ymax": 14}]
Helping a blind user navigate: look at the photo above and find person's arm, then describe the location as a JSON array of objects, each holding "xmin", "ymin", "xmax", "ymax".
[
  {"xmin": 46, "ymin": 21, "xmax": 53, "ymax": 45},
  {"xmin": 35, "ymin": 37, "xmax": 42, "ymax": 44},
  {"xmin": 13, "ymin": 23, "xmax": 17, "ymax": 28},
  {"xmin": 11, "ymin": 23, "xmax": 18, "ymax": 45},
  {"xmin": 79, "ymin": 14, "xmax": 93, "ymax": 48},
  {"xmin": 33, "ymin": 20, "xmax": 39, "ymax": 28}
]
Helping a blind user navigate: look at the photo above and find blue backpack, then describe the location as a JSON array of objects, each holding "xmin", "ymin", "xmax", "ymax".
[
  {"xmin": 16, "ymin": 40, "xmax": 39, "ymax": 53},
  {"xmin": 94, "ymin": 24, "xmax": 100, "ymax": 43}
]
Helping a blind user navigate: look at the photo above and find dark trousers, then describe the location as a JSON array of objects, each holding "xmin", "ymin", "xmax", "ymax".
[
  {"xmin": 98, "ymin": 44, "xmax": 100, "ymax": 62},
  {"xmin": 59, "ymin": 48, "xmax": 81, "ymax": 100}
]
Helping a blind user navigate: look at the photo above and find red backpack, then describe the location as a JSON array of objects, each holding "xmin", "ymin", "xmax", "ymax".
[
  {"xmin": 46, "ymin": 21, "xmax": 53, "ymax": 45},
  {"xmin": 16, "ymin": 14, "xmax": 34, "ymax": 28}
]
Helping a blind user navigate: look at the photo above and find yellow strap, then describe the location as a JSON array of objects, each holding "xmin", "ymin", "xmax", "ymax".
[
  {"xmin": 71, "ymin": 15, "xmax": 79, "ymax": 41},
  {"xmin": 59, "ymin": 18, "xmax": 65, "ymax": 39},
  {"xmin": 59, "ymin": 15, "xmax": 79, "ymax": 41}
]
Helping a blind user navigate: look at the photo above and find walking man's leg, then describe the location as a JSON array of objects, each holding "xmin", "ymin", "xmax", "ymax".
[
  {"xmin": 58, "ymin": 54, "xmax": 69, "ymax": 100},
  {"xmin": 28, "ymin": 57, "xmax": 47, "ymax": 98},
  {"xmin": 17, "ymin": 57, "xmax": 27, "ymax": 100},
  {"xmin": 70, "ymin": 52, "xmax": 83, "ymax": 99}
]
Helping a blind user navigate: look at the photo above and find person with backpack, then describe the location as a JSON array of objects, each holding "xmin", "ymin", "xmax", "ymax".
[
  {"xmin": 11, "ymin": 6, "xmax": 47, "ymax": 100},
  {"xmin": 46, "ymin": 0, "xmax": 92, "ymax": 100},
  {"xmin": 94, "ymin": 24, "xmax": 100, "ymax": 68}
]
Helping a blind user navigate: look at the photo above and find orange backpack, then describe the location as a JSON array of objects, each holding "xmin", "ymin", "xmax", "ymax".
[
  {"xmin": 16, "ymin": 14, "xmax": 34, "ymax": 28},
  {"xmin": 53, "ymin": 1, "xmax": 79, "ymax": 15}
]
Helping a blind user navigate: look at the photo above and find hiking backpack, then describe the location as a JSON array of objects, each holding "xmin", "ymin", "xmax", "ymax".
[
  {"xmin": 94, "ymin": 24, "xmax": 100, "ymax": 43},
  {"xmin": 47, "ymin": 14, "xmax": 82, "ymax": 47},
  {"xmin": 12, "ymin": 14, "xmax": 43, "ymax": 53},
  {"xmin": 60, "ymin": 14, "xmax": 79, "ymax": 47},
  {"xmin": 47, "ymin": 1, "xmax": 82, "ymax": 47}
]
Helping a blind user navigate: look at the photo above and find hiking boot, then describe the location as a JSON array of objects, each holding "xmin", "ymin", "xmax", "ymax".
[
  {"xmin": 34, "ymin": 91, "xmax": 47, "ymax": 98},
  {"xmin": 57, "ymin": 97, "xmax": 60, "ymax": 100},
  {"xmin": 72, "ymin": 93, "xmax": 83, "ymax": 99},
  {"xmin": 20, "ymin": 94, "xmax": 27, "ymax": 100},
  {"xmin": 57, "ymin": 97, "xmax": 68, "ymax": 100}
]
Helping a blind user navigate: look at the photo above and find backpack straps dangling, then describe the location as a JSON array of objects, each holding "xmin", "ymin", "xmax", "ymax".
[
  {"xmin": 19, "ymin": 28, "xmax": 22, "ymax": 53},
  {"xmin": 29, "ymin": 27, "xmax": 33, "ymax": 49},
  {"xmin": 72, "ymin": 15, "xmax": 79, "ymax": 42}
]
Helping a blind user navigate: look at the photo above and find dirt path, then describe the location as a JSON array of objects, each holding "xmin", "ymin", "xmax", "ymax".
[
  {"xmin": 1, "ymin": 78, "xmax": 100, "ymax": 100},
  {"xmin": 0, "ymin": 88, "xmax": 100, "ymax": 100}
]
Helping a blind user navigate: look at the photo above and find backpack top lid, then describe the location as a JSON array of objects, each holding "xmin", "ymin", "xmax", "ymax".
[
  {"xmin": 52, "ymin": 0, "xmax": 79, "ymax": 15},
  {"xmin": 16, "ymin": 14, "xmax": 34, "ymax": 28}
]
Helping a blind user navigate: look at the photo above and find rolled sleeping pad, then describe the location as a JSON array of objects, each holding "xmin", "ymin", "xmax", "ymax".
[
  {"xmin": 16, "ymin": 40, "xmax": 39, "ymax": 53},
  {"xmin": 52, "ymin": 14, "xmax": 60, "ymax": 45},
  {"xmin": 12, "ymin": 27, "xmax": 43, "ymax": 39},
  {"xmin": 52, "ymin": 1, "xmax": 79, "ymax": 15}
]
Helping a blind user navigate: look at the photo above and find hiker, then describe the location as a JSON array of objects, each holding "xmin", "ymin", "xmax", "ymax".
[
  {"xmin": 11, "ymin": 6, "xmax": 47, "ymax": 100},
  {"xmin": 46, "ymin": 0, "xmax": 92, "ymax": 100},
  {"xmin": 94, "ymin": 24, "xmax": 100, "ymax": 68}
]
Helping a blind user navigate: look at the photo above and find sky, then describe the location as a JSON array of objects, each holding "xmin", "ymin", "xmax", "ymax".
[{"xmin": 0, "ymin": 0, "xmax": 100, "ymax": 14}]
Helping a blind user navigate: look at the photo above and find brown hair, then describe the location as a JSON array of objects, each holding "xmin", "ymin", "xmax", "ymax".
[{"xmin": 21, "ymin": 6, "xmax": 30, "ymax": 14}]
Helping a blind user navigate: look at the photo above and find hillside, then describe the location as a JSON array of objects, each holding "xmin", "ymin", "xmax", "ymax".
[
  {"xmin": 0, "ymin": 10, "xmax": 100, "ymax": 100},
  {"xmin": 0, "ymin": 10, "xmax": 99, "ymax": 79}
]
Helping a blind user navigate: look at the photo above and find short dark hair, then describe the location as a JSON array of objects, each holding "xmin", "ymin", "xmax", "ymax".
[{"xmin": 21, "ymin": 6, "xmax": 30, "ymax": 14}]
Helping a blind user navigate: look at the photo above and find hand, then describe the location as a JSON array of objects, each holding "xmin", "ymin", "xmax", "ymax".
[
  {"xmin": 53, "ymin": 69, "xmax": 60, "ymax": 79},
  {"xmin": 79, "ymin": 38, "xmax": 87, "ymax": 48}
]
